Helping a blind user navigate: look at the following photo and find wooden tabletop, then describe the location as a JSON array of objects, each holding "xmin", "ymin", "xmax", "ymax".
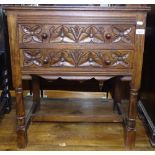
[{"xmin": 3, "ymin": 5, "xmax": 151, "ymax": 12}]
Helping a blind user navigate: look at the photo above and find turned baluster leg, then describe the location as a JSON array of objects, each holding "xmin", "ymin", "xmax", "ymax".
[
  {"xmin": 32, "ymin": 76, "xmax": 40, "ymax": 112},
  {"xmin": 125, "ymin": 88, "xmax": 138, "ymax": 149},
  {"xmin": 125, "ymin": 14, "xmax": 146, "ymax": 149},
  {"xmin": 15, "ymin": 86, "xmax": 27, "ymax": 148}
]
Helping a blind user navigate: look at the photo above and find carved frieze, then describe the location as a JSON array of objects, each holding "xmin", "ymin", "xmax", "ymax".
[
  {"xmin": 19, "ymin": 24, "xmax": 135, "ymax": 44},
  {"xmin": 49, "ymin": 25, "xmax": 105, "ymax": 43},
  {"xmin": 22, "ymin": 49, "xmax": 132, "ymax": 69}
]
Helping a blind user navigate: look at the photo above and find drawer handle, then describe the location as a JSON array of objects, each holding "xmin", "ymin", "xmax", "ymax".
[
  {"xmin": 105, "ymin": 33, "xmax": 112, "ymax": 40},
  {"xmin": 104, "ymin": 59, "xmax": 111, "ymax": 65},
  {"xmin": 43, "ymin": 58, "xmax": 49, "ymax": 64},
  {"xmin": 41, "ymin": 33, "xmax": 48, "ymax": 39}
]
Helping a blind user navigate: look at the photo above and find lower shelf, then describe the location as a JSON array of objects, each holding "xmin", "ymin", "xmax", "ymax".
[{"xmin": 29, "ymin": 98, "xmax": 125, "ymax": 123}]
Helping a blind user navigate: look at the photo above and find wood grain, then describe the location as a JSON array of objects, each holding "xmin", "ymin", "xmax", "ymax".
[
  {"xmin": 31, "ymin": 98, "xmax": 123, "ymax": 123},
  {"xmin": 0, "ymin": 97, "xmax": 154, "ymax": 151},
  {"xmin": 5, "ymin": 5, "xmax": 150, "ymax": 149}
]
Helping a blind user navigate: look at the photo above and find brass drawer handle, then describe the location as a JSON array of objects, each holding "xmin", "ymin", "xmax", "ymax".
[
  {"xmin": 105, "ymin": 33, "xmax": 112, "ymax": 40},
  {"xmin": 41, "ymin": 33, "xmax": 48, "ymax": 39}
]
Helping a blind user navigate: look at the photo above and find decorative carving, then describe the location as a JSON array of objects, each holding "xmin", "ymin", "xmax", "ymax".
[
  {"xmin": 112, "ymin": 26, "xmax": 133, "ymax": 44},
  {"xmin": 111, "ymin": 52, "xmax": 130, "ymax": 67},
  {"xmin": 50, "ymin": 51, "xmax": 75, "ymax": 67},
  {"xmin": 23, "ymin": 50, "xmax": 43, "ymax": 67},
  {"xmin": 21, "ymin": 25, "xmax": 43, "ymax": 43},
  {"xmin": 22, "ymin": 49, "xmax": 132, "ymax": 69},
  {"xmin": 50, "ymin": 50, "xmax": 104, "ymax": 67},
  {"xmin": 49, "ymin": 25, "xmax": 105, "ymax": 43},
  {"xmin": 20, "ymin": 24, "xmax": 134, "ymax": 44}
]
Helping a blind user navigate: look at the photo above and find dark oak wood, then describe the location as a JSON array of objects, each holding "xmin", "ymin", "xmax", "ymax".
[
  {"xmin": 5, "ymin": 5, "xmax": 150, "ymax": 149},
  {"xmin": 31, "ymin": 98, "xmax": 123, "ymax": 123},
  {"xmin": 112, "ymin": 77, "xmax": 122, "ymax": 112},
  {"xmin": 0, "ymin": 97, "xmax": 155, "ymax": 151},
  {"xmin": 32, "ymin": 76, "xmax": 40, "ymax": 112}
]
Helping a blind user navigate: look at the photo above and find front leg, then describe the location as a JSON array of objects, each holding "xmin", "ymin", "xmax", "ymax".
[
  {"xmin": 125, "ymin": 88, "xmax": 138, "ymax": 150},
  {"xmin": 15, "ymin": 87, "xmax": 27, "ymax": 148}
]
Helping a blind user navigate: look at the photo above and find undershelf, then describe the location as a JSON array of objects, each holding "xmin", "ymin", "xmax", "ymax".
[{"xmin": 23, "ymin": 97, "xmax": 127, "ymax": 123}]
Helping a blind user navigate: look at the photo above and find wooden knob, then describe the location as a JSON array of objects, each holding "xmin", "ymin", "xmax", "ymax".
[
  {"xmin": 104, "ymin": 59, "xmax": 111, "ymax": 65},
  {"xmin": 41, "ymin": 33, "xmax": 48, "ymax": 39},
  {"xmin": 43, "ymin": 58, "xmax": 49, "ymax": 64},
  {"xmin": 105, "ymin": 33, "xmax": 112, "ymax": 40}
]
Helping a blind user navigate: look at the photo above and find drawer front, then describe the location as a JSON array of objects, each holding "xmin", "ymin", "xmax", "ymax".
[
  {"xmin": 20, "ymin": 49, "xmax": 134, "ymax": 71},
  {"xmin": 18, "ymin": 24, "xmax": 135, "ymax": 48}
]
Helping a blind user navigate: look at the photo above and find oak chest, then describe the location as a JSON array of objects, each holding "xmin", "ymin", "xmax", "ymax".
[{"xmin": 5, "ymin": 5, "xmax": 150, "ymax": 149}]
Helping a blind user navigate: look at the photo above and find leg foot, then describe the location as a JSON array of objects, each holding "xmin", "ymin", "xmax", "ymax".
[
  {"xmin": 17, "ymin": 128, "xmax": 27, "ymax": 148},
  {"xmin": 125, "ymin": 88, "xmax": 138, "ymax": 150},
  {"xmin": 125, "ymin": 127, "xmax": 136, "ymax": 150}
]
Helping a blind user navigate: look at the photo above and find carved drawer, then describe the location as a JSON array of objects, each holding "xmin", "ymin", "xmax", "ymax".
[
  {"xmin": 20, "ymin": 49, "xmax": 134, "ymax": 72},
  {"xmin": 17, "ymin": 15, "xmax": 136, "ymax": 76},
  {"xmin": 18, "ymin": 23, "xmax": 135, "ymax": 49}
]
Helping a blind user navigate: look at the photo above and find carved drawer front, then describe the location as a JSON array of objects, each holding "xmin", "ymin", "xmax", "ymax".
[
  {"xmin": 20, "ymin": 49, "xmax": 134, "ymax": 71},
  {"xmin": 18, "ymin": 24, "xmax": 135, "ymax": 48}
]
